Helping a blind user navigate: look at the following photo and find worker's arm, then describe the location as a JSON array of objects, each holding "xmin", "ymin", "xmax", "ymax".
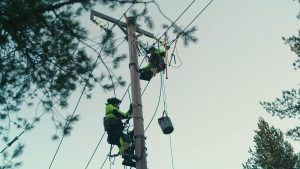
[
  {"xmin": 112, "ymin": 104, "xmax": 132, "ymax": 119},
  {"xmin": 112, "ymin": 109, "xmax": 130, "ymax": 119}
]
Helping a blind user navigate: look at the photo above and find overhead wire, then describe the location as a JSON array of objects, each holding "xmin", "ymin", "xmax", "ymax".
[
  {"xmin": 153, "ymin": 0, "xmax": 196, "ymax": 46},
  {"xmin": 168, "ymin": 0, "xmax": 215, "ymax": 47},
  {"xmin": 79, "ymin": 36, "xmax": 126, "ymax": 52},
  {"xmin": 99, "ymin": 154, "xmax": 109, "ymax": 169},
  {"xmin": 79, "ymin": 40, "xmax": 117, "ymax": 97},
  {"xmin": 48, "ymin": 81, "xmax": 89, "ymax": 168},
  {"xmin": 48, "ymin": 3, "xmax": 135, "ymax": 168},
  {"xmin": 102, "ymin": 37, "xmax": 127, "ymax": 61},
  {"xmin": 182, "ymin": 0, "xmax": 215, "ymax": 33},
  {"xmin": 0, "ymin": 62, "xmax": 83, "ymax": 152},
  {"xmin": 1, "ymin": 32, "xmax": 95, "ymax": 155},
  {"xmin": 84, "ymin": 131, "xmax": 106, "ymax": 169},
  {"xmin": 0, "ymin": 97, "xmax": 64, "ymax": 153},
  {"xmin": 166, "ymin": 0, "xmax": 215, "ymax": 70}
]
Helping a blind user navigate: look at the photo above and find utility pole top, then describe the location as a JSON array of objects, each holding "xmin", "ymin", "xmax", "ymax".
[
  {"xmin": 126, "ymin": 16, "xmax": 136, "ymax": 25},
  {"xmin": 90, "ymin": 10, "xmax": 155, "ymax": 39}
]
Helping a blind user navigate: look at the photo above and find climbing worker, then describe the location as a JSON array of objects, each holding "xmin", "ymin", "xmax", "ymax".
[
  {"xmin": 139, "ymin": 46, "xmax": 166, "ymax": 81},
  {"xmin": 103, "ymin": 97, "xmax": 136, "ymax": 167}
]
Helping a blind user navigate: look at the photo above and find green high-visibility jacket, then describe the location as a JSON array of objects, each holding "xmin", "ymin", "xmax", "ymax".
[
  {"xmin": 105, "ymin": 104, "xmax": 131, "ymax": 119},
  {"xmin": 153, "ymin": 48, "xmax": 166, "ymax": 58}
]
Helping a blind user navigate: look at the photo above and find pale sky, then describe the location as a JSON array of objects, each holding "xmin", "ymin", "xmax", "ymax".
[{"xmin": 3, "ymin": 0, "xmax": 300, "ymax": 169}]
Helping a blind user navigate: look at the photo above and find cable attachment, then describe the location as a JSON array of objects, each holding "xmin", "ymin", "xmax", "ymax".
[
  {"xmin": 169, "ymin": 54, "xmax": 176, "ymax": 66},
  {"xmin": 134, "ymin": 134, "xmax": 147, "ymax": 140},
  {"xmin": 108, "ymin": 153, "xmax": 119, "ymax": 157},
  {"xmin": 1, "ymin": 136, "xmax": 19, "ymax": 153},
  {"xmin": 169, "ymin": 36, "xmax": 179, "ymax": 66},
  {"xmin": 158, "ymin": 111, "xmax": 174, "ymax": 135},
  {"xmin": 135, "ymin": 147, "xmax": 148, "ymax": 161},
  {"xmin": 129, "ymin": 62, "xmax": 139, "ymax": 72}
]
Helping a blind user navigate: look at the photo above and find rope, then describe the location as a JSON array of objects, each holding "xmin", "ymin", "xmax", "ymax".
[
  {"xmin": 170, "ymin": 45, "xmax": 183, "ymax": 68},
  {"xmin": 162, "ymin": 73, "xmax": 168, "ymax": 114},
  {"xmin": 169, "ymin": 135, "xmax": 175, "ymax": 169},
  {"xmin": 169, "ymin": 36, "xmax": 179, "ymax": 66},
  {"xmin": 84, "ymin": 131, "xmax": 106, "ymax": 169},
  {"xmin": 145, "ymin": 73, "xmax": 163, "ymax": 132}
]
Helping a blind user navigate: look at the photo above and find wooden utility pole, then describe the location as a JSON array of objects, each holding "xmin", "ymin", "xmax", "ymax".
[
  {"xmin": 126, "ymin": 17, "xmax": 147, "ymax": 169},
  {"xmin": 90, "ymin": 11, "xmax": 153, "ymax": 169}
]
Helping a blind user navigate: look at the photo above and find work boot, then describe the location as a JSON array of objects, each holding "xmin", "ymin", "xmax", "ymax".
[
  {"xmin": 139, "ymin": 69, "xmax": 153, "ymax": 81},
  {"xmin": 122, "ymin": 159, "xmax": 136, "ymax": 168},
  {"xmin": 122, "ymin": 154, "xmax": 136, "ymax": 168}
]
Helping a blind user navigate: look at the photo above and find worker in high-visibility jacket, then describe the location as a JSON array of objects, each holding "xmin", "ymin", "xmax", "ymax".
[
  {"xmin": 139, "ymin": 46, "xmax": 166, "ymax": 81},
  {"xmin": 103, "ymin": 97, "xmax": 135, "ymax": 167}
]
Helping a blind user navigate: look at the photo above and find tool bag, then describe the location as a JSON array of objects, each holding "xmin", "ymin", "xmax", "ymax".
[{"xmin": 158, "ymin": 111, "xmax": 174, "ymax": 134}]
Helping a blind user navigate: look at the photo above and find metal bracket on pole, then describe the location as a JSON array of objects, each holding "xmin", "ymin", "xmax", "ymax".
[
  {"xmin": 90, "ymin": 10, "xmax": 155, "ymax": 39},
  {"xmin": 117, "ymin": 24, "xmax": 128, "ymax": 36}
]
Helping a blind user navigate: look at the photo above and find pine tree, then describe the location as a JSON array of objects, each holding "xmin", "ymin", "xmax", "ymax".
[
  {"xmin": 243, "ymin": 118, "xmax": 299, "ymax": 169},
  {"xmin": 260, "ymin": 0, "xmax": 300, "ymax": 142}
]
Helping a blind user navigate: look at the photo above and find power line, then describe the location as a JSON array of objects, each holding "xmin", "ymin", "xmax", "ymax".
[
  {"xmin": 84, "ymin": 131, "xmax": 106, "ymax": 169},
  {"xmin": 0, "ymin": 97, "xmax": 63, "ymax": 153},
  {"xmin": 79, "ymin": 36, "xmax": 126, "ymax": 51},
  {"xmin": 100, "ymin": 154, "xmax": 109, "ymax": 169},
  {"xmin": 167, "ymin": 0, "xmax": 215, "ymax": 48},
  {"xmin": 48, "ymin": 4, "xmax": 135, "ymax": 168},
  {"xmin": 48, "ymin": 82, "xmax": 88, "ymax": 168},
  {"xmin": 79, "ymin": 40, "xmax": 117, "ymax": 97},
  {"xmin": 155, "ymin": 0, "xmax": 196, "ymax": 43},
  {"xmin": 182, "ymin": 0, "xmax": 215, "ymax": 33},
  {"xmin": 102, "ymin": 37, "xmax": 127, "ymax": 61}
]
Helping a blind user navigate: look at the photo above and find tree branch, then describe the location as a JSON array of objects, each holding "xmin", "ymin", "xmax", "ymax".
[{"xmin": 43, "ymin": 0, "xmax": 84, "ymax": 12}]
